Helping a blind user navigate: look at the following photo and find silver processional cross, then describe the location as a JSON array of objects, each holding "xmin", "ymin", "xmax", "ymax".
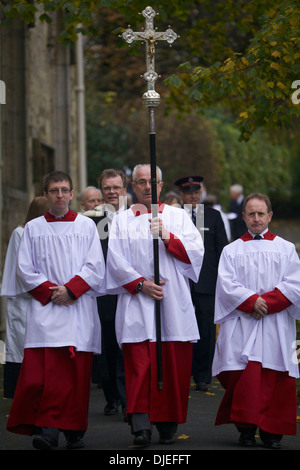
[
  {"xmin": 122, "ymin": 6, "xmax": 177, "ymax": 121},
  {"xmin": 122, "ymin": 6, "xmax": 177, "ymax": 391}
]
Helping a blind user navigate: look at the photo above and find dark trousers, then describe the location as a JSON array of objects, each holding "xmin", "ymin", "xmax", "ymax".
[
  {"xmin": 191, "ymin": 293, "xmax": 216, "ymax": 385},
  {"xmin": 101, "ymin": 320, "xmax": 126, "ymax": 408},
  {"xmin": 131, "ymin": 413, "xmax": 178, "ymax": 436}
]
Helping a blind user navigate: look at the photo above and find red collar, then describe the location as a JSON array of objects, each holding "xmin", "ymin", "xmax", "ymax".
[
  {"xmin": 44, "ymin": 209, "xmax": 78, "ymax": 222},
  {"xmin": 131, "ymin": 200, "xmax": 165, "ymax": 217},
  {"xmin": 241, "ymin": 230, "xmax": 276, "ymax": 242}
]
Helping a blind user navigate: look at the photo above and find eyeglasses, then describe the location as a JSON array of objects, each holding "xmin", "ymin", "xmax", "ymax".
[
  {"xmin": 102, "ymin": 186, "xmax": 124, "ymax": 192},
  {"xmin": 134, "ymin": 179, "xmax": 161, "ymax": 187},
  {"xmin": 48, "ymin": 188, "xmax": 71, "ymax": 195}
]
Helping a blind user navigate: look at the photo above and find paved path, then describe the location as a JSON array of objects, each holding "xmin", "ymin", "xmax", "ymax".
[
  {"xmin": 1, "ymin": 378, "xmax": 299, "ymax": 453},
  {"xmin": 0, "ymin": 220, "xmax": 299, "ymax": 456}
]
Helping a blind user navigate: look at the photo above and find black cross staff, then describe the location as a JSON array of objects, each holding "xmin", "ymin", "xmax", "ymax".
[{"xmin": 122, "ymin": 6, "xmax": 177, "ymax": 390}]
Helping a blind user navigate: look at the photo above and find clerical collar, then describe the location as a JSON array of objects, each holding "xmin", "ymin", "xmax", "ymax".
[
  {"xmin": 44, "ymin": 209, "xmax": 78, "ymax": 222},
  {"xmin": 248, "ymin": 228, "xmax": 269, "ymax": 239},
  {"xmin": 240, "ymin": 229, "xmax": 276, "ymax": 242}
]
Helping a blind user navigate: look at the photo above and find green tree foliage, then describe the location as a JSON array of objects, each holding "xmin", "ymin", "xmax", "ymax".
[
  {"xmin": 205, "ymin": 108, "xmax": 292, "ymax": 211},
  {"xmin": 2, "ymin": 0, "xmax": 299, "ymax": 212},
  {"xmin": 3, "ymin": 1, "xmax": 300, "ymax": 138},
  {"xmin": 86, "ymin": 87, "xmax": 293, "ymax": 213},
  {"xmin": 165, "ymin": 1, "xmax": 300, "ymax": 141},
  {"xmin": 85, "ymin": 91, "xmax": 132, "ymax": 185}
]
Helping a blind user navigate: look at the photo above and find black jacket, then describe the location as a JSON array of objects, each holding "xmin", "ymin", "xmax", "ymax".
[
  {"xmin": 90, "ymin": 213, "xmax": 117, "ymax": 322},
  {"xmin": 191, "ymin": 206, "xmax": 228, "ymax": 295}
]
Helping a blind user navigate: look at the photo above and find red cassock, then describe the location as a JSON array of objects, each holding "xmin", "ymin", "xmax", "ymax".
[
  {"xmin": 123, "ymin": 341, "xmax": 193, "ymax": 424},
  {"xmin": 215, "ymin": 362, "xmax": 297, "ymax": 435},
  {"xmin": 7, "ymin": 347, "xmax": 93, "ymax": 435}
]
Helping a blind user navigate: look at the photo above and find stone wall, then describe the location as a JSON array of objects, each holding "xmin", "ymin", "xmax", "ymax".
[{"xmin": 0, "ymin": 10, "xmax": 86, "ymax": 339}]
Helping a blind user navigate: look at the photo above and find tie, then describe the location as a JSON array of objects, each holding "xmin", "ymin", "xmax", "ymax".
[
  {"xmin": 254, "ymin": 234, "xmax": 262, "ymax": 240},
  {"xmin": 192, "ymin": 209, "xmax": 196, "ymax": 225}
]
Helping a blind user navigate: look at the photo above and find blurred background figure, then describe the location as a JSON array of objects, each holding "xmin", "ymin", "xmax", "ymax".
[
  {"xmin": 86, "ymin": 169, "xmax": 128, "ymax": 419},
  {"xmin": 228, "ymin": 184, "xmax": 247, "ymax": 240},
  {"xmin": 204, "ymin": 194, "xmax": 231, "ymax": 243},
  {"xmin": 1, "ymin": 196, "xmax": 49, "ymax": 398},
  {"xmin": 161, "ymin": 190, "xmax": 182, "ymax": 207},
  {"xmin": 80, "ymin": 186, "xmax": 103, "ymax": 211},
  {"xmin": 123, "ymin": 165, "xmax": 137, "ymax": 204}
]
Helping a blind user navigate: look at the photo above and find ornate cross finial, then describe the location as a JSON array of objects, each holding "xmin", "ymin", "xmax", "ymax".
[{"xmin": 122, "ymin": 6, "xmax": 177, "ymax": 108}]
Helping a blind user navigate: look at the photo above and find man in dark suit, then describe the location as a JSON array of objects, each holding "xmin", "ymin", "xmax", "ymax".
[
  {"xmin": 84, "ymin": 169, "xmax": 127, "ymax": 417},
  {"xmin": 229, "ymin": 184, "xmax": 247, "ymax": 240},
  {"xmin": 175, "ymin": 176, "xmax": 228, "ymax": 391}
]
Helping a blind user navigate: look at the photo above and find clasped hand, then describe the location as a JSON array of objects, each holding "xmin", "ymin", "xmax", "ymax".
[
  {"xmin": 49, "ymin": 285, "xmax": 75, "ymax": 306},
  {"xmin": 253, "ymin": 296, "xmax": 268, "ymax": 320}
]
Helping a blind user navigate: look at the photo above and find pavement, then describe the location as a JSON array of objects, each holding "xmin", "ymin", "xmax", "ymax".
[{"xmin": 1, "ymin": 377, "xmax": 299, "ymax": 455}]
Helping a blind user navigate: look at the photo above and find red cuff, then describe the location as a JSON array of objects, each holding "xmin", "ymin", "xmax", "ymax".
[
  {"xmin": 238, "ymin": 294, "xmax": 259, "ymax": 313},
  {"xmin": 165, "ymin": 232, "xmax": 191, "ymax": 264},
  {"xmin": 29, "ymin": 281, "xmax": 57, "ymax": 305},
  {"xmin": 261, "ymin": 288, "xmax": 292, "ymax": 314},
  {"xmin": 123, "ymin": 277, "xmax": 144, "ymax": 295},
  {"xmin": 64, "ymin": 275, "xmax": 91, "ymax": 299}
]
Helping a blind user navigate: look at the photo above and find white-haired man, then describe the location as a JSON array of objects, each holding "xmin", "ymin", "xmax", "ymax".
[{"xmin": 106, "ymin": 164, "xmax": 204, "ymax": 446}]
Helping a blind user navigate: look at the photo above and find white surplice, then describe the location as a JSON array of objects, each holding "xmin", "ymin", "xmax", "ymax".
[
  {"xmin": 1, "ymin": 226, "xmax": 28, "ymax": 363},
  {"xmin": 7, "ymin": 213, "xmax": 105, "ymax": 354},
  {"xmin": 106, "ymin": 203, "xmax": 204, "ymax": 347},
  {"xmin": 212, "ymin": 234, "xmax": 300, "ymax": 378}
]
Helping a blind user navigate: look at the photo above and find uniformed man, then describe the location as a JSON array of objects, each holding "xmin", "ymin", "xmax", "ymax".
[{"xmin": 175, "ymin": 176, "xmax": 228, "ymax": 391}]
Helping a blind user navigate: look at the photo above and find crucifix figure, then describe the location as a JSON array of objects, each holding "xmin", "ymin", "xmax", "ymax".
[
  {"xmin": 122, "ymin": 6, "xmax": 177, "ymax": 390},
  {"xmin": 122, "ymin": 6, "xmax": 177, "ymax": 110}
]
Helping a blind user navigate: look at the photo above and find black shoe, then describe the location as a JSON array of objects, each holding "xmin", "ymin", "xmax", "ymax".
[
  {"xmin": 104, "ymin": 402, "xmax": 119, "ymax": 415},
  {"xmin": 159, "ymin": 432, "xmax": 175, "ymax": 445},
  {"xmin": 259, "ymin": 429, "xmax": 282, "ymax": 449},
  {"xmin": 63, "ymin": 430, "xmax": 85, "ymax": 450},
  {"xmin": 263, "ymin": 440, "xmax": 281, "ymax": 450},
  {"xmin": 196, "ymin": 382, "xmax": 208, "ymax": 392},
  {"xmin": 65, "ymin": 437, "xmax": 85, "ymax": 450},
  {"xmin": 32, "ymin": 434, "xmax": 58, "ymax": 450},
  {"xmin": 239, "ymin": 429, "xmax": 256, "ymax": 447},
  {"xmin": 133, "ymin": 430, "xmax": 151, "ymax": 446}
]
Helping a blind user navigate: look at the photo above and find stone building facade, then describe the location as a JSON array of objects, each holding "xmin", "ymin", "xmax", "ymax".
[{"xmin": 0, "ymin": 11, "xmax": 87, "ymax": 340}]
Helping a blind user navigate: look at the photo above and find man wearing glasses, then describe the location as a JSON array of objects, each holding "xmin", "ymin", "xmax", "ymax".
[
  {"xmin": 5, "ymin": 171, "xmax": 105, "ymax": 450},
  {"xmin": 85, "ymin": 169, "xmax": 127, "ymax": 418},
  {"xmin": 106, "ymin": 164, "xmax": 204, "ymax": 447}
]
